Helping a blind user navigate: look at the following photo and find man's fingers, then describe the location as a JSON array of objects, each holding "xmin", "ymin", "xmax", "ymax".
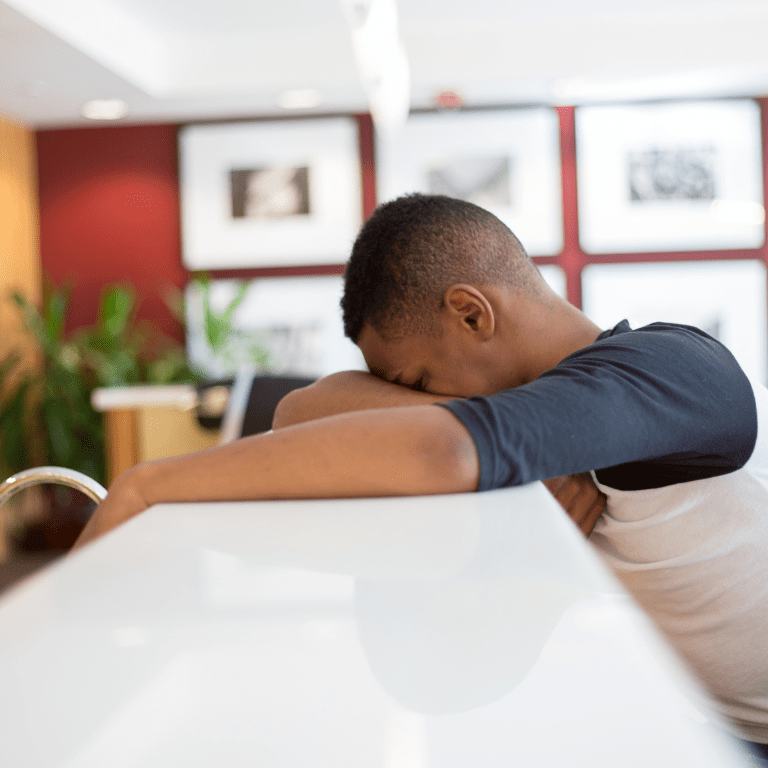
[
  {"xmin": 542, "ymin": 476, "xmax": 568, "ymax": 496},
  {"xmin": 569, "ymin": 478, "xmax": 601, "ymax": 519},
  {"xmin": 565, "ymin": 478, "xmax": 594, "ymax": 513},
  {"xmin": 549, "ymin": 474, "xmax": 594, "ymax": 513},
  {"xmin": 543, "ymin": 472, "xmax": 607, "ymax": 537},
  {"xmin": 579, "ymin": 494, "xmax": 607, "ymax": 537}
]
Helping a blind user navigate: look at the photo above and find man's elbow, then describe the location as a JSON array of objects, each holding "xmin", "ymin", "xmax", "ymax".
[
  {"xmin": 417, "ymin": 408, "xmax": 480, "ymax": 494},
  {"xmin": 444, "ymin": 428, "xmax": 481, "ymax": 493},
  {"xmin": 272, "ymin": 386, "xmax": 312, "ymax": 429}
]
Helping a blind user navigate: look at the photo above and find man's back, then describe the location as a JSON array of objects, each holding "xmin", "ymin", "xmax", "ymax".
[
  {"xmin": 593, "ymin": 382, "xmax": 768, "ymax": 741},
  {"xmin": 441, "ymin": 319, "xmax": 768, "ymax": 742}
]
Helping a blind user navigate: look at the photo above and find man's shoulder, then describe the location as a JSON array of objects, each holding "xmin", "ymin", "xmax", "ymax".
[
  {"xmin": 593, "ymin": 319, "xmax": 723, "ymax": 348},
  {"xmin": 534, "ymin": 318, "xmax": 752, "ymax": 430},
  {"xmin": 564, "ymin": 319, "xmax": 735, "ymax": 374}
]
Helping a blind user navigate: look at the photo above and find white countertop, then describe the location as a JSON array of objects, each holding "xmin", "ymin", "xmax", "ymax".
[{"xmin": 0, "ymin": 484, "xmax": 754, "ymax": 767}]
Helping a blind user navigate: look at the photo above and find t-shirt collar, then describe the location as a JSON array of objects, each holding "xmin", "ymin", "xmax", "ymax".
[{"xmin": 596, "ymin": 319, "xmax": 632, "ymax": 342}]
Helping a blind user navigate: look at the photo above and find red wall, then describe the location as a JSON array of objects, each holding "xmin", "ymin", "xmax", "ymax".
[
  {"xmin": 36, "ymin": 124, "xmax": 186, "ymax": 339},
  {"xmin": 36, "ymin": 106, "xmax": 768, "ymax": 337},
  {"xmin": 36, "ymin": 115, "xmax": 377, "ymax": 340}
]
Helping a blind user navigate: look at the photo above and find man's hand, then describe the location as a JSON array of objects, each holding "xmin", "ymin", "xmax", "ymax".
[
  {"xmin": 542, "ymin": 473, "xmax": 606, "ymax": 537},
  {"xmin": 71, "ymin": 467, "xmax": 150, "ymax": 551}
]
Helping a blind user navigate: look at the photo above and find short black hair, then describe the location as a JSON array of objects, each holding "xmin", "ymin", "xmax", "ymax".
[{"xmin": 341, "ymin": 193, "xmax": 545, "ymax": 342}]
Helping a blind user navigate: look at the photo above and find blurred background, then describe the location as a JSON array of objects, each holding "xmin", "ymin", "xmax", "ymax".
[{"xmin": 2, "ymin": 0, "xmax": 768, "ymax": 578}]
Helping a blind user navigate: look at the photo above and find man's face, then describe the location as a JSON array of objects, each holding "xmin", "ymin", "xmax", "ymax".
[{"xmin": 357, "ymin": 322, "xmax": 514, "ymax": 398}]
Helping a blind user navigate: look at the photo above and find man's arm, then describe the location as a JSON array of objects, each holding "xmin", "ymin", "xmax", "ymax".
[
  {"xmin": 272, "ymin": 370, "xmax": 456, "ymax": 429},
  {"xmin": 73, "ymin": 405, "xmax": 479, "ymax": 549},
  {"xmin": 273, "ymin": 370, "xmax": 606, "ymax": 536}
]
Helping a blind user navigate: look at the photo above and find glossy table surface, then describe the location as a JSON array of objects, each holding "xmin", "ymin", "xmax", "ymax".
[{"xmin": 0, "ymin": 484, "xmax": 754, "ymax": 767}]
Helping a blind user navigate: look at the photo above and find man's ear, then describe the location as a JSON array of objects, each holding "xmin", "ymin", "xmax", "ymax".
[{"xmin": 443, "ymin": 284, "xmax": 495, "ymax": 340}]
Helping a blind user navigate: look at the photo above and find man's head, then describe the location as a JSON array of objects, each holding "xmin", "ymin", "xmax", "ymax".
[
  {"xmin": 341, "ymin": 194, "xmax": 562, "ymax": 396},
  {"xmin": 341, "ymin": 193, "xmax": 546, "ymax": 344}
]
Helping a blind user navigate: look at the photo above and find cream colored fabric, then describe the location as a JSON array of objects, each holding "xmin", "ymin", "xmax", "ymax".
[{"xmin": 591, "ymin": 376, "xmax": 768, "ymax": 743}]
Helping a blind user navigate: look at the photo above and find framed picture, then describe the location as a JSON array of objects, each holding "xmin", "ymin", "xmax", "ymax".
[
  {"xmin": 186, "ymin": 268, "xmax": 564, "ymax": 381},
  {"xmin": 180, "ymin": 118, "xmax": 362, "ymax": 269},
  {"xmin": 376, "ymin": 109, "xmax": 563, "ymax": 256},
  {"xmin": 185, "ymin": 276, "xmax": 367, "ymax": 379},
  {"xmin": 576, "ymin": 100, "xmax": 765, "ymax": 253},
  {"xmin": 581, "ymin": 259, "xmax": 767, "ymax": 383}
]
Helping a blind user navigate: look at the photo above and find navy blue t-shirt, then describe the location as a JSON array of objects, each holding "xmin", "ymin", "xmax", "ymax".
[{"xmin": 439, "ymin": 321, "xmax": 757, "ymax": 492}]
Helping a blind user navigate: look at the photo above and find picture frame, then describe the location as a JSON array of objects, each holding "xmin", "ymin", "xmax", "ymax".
[
  {"xmin": 179, "ymin": 118, "xmax": 362, "ymax": 269},
  {"xmin": 186, "ymin": 276, "xmax": 367, "ymax": 379},
  {"xmin": 576, "ymin": 100, "xmax": 765, "ymax": 253},
  {"xmin": 581, "ymin": 259, "xmax": 767, "ymax": 383},
  {"xmin": 186, "ymin": 267, "xmax": 567, "ymax": 381},
  {"xmin": 376, "ymin": 109, "xmax": 564, "ymax": 256}
]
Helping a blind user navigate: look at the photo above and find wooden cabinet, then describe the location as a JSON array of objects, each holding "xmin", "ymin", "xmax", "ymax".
[{"xmin": 93, "ymin": 385, "xmax": 220, "ymax": 484}]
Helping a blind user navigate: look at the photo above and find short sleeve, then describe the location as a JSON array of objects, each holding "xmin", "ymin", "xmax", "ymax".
[{"xmin": 439, "ymin": 323, "xmax": 757, "ymax": 492}]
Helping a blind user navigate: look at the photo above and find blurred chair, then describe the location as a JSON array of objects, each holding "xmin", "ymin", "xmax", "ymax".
[{"xmin": 219, "ymin": 370, "xmax": 315, "ymax": 444}]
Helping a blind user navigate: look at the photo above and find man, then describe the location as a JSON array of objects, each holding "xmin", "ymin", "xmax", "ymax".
[{"xmin": 75, "ymin": 194, "xmax": 768, "ymax": 752}]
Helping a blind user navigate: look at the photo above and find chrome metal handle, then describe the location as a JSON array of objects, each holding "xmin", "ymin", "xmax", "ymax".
[{"xmin": 0, "ymin": 467, "xmax": 108, "ymax": 509}]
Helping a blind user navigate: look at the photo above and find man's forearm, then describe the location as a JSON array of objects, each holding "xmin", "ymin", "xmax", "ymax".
[
  {"xmin": 272, "ymin": 370, "xmax": 456, "ymax": 429},
  {"xmin": 74, "ymin": 404, "xmax": 479, "ymax": 548}
]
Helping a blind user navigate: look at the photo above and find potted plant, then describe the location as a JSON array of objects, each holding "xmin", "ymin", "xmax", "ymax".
[{"xmin": 0, "ymin": 279, "xmax": 196, "ymax": 550}]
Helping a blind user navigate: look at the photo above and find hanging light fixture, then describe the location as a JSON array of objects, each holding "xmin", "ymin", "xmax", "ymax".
[{"xmin": 340, "ymin": 0, "xmax": 410, "ymax": 135}]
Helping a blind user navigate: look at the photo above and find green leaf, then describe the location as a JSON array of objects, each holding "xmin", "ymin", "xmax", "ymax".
[
  {"xmin": 99, "ymin": 284, "xmax": 136, "ymax": 339},
  {"xmin": 199, "ymin": 278, "xmax": 220, "ymax": 349},
  {"xmin": 196, "ymin": 278, "xmax": 251, "ymax": 354},
  {"xmin": 247, "ymin": 345, "xmax": 271, "ymax": 371},
  {"xmin": 12, "ymin": 292, "xmax": 51, "ymax": 357},
  {"xmin": 45, "ymin": 284, "xmax": 72, "ymax": 343},
  {"xmin": 221, "ymin": 282, "xmax": 250, "ymax": 324},
  {"xmin": 0, "ymin": 378, "xmax": 34, "ymax": 473},
  {"xmin": 42, "ymin": 397, "xmax": 77, "ymax": 467}
]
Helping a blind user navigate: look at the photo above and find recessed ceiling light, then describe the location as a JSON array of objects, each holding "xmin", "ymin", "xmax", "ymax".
[
  {"xmin": 82, "ymin": 99, "xmax": 129, "ymax": 120},
  {"xmin": 277, "ymin": 89, "xmax": 324, "ymax": 110}
]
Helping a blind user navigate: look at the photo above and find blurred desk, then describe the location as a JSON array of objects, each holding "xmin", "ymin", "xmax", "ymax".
[
  {"xmin": 92, "ymin": 385, "xmax": 220, "ymax": 483},
  {"xmin": 0, "ymin": 484, "xmax": 754, "ymax": 767}
]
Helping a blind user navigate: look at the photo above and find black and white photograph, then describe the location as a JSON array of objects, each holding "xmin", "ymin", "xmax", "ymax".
[
  {"xmin": 230, "ymin": 166, "xmax": 311, "ymax": 219},
  {"xmin": 576, "ymin": 100, "xmax": 765, "ymax": 253},
  {"xmin": 376, "ymin": 109, "xmax": 563, "ymax": 256},
  {"xmin": 426, "ymin": 156, "xmax": 512, "ymax": 209},
  {"xmin": 180, "ymin": 118, "xmax": 361, "ymax": 269},
  {"xmin": 628, "ymin": 147, "xmax": 716, "ymax": 202}
]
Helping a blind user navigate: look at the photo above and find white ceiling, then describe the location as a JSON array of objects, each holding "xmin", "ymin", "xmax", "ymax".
[{"xmin": 2, "ymin": 0, "xmax": 768, "ymax": 128}]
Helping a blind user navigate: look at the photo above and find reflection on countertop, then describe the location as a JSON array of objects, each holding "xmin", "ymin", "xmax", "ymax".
[{"xmin": 0, "ymin": 484, "xmax": 754, "ymax": 767}]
